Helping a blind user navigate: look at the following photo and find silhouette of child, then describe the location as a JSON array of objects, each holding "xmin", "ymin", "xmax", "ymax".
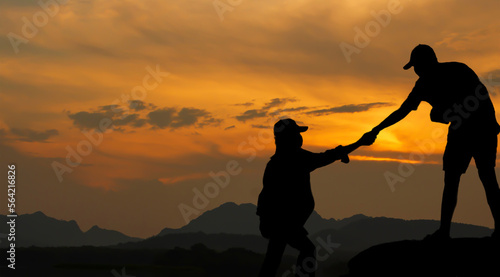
[{"xmin": 256, "ymin": 118, "xmax": 374, "ymax": 277}]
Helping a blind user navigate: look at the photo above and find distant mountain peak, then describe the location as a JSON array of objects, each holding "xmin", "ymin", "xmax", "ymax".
[
  {"xmin": 31, "ymin": 211, "xmax": 47, "ymax": 217},
  {"xmin": 157, "ymin": 202, "xmax": 370, "ymax": 237},
  {"xmin": 0, "ymin": 212, "xmax": 141, "ymax": 247},
  {"xmin": 345, "ymin": 214, "xmax": 369, "ymax": 220},
  {"xmin": 219, "ymin": 202, "xmax": 238, "ymax": 208},
  {"xmin": 88, "ymin": 225, "xmax": 102, "ymax": 231}
]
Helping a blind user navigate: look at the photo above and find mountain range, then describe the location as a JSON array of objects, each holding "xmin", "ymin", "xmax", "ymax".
[
  {"xmin": 158, "ymin": 202, "xmax": 368, "ymax": 236},
  {"xmin": 0, "ymin": 211, "xmax": 141, "ymax": 247},
  {"xmin": 0, "ymin": 202, "xmax": 494, "ymax": 253},
  {"xmin": 120, "ymin": 202, "xmax": 492, "ymax": 254}
]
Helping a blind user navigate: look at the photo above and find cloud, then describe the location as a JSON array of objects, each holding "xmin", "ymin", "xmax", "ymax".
[
  {"xmin": 233, "ymin": 102, "xmax": 254, "ymax": 107},
  {"xmin": 99, "ymin": 105, "xmax": 124, "ymax": 113},
  {"xmin": 68, "ymin": 102, "xmax": 222, "ymax": 132},
  {"xmin": 129, "ymin": 100, "xmax": 146, "ymax": 111},
  {"xmin": 305, "ymin": 102, "xmax": 394, "ymax": 116},
  {"xmin": 235, "ymin": 109, "xmax": 268, "ymax": 122},
  {"xmin": 148, "ymin": 107, "xmax": 220, "ymax": 129},
  {"xmin": 10, "ymin": 128, "xmax": 59, "ymax": 142},
  {"xmin": 147, "ymin": 107, "xmax": 176, "ymax": 129},
  {"xmin": 235, "ymin": 98, "xmax": 394, "ymax": 122},
  {"xmin": 113, "ymin": 114, "xmax": 141, "ymax": 126},
  {"xmin": 251, "ymin": 124, "xmax": 270, "ymax": 129},
  {"xmin": 269, "ymin": 106, "xmax": 310, "ymax": 116},
  {"xmin": 67, "ymin": 104, "xmax": 126, "ymax": 131},
  {"xmin": 198, "ymin": 117, "xmax": 223, "ymax": 128},
  {"xmin": 130, "ymin": 118, "xmax": 148, "ymax": 128},
  {"xmin": 171, "ymin": 108, "xmax": 209, "ymax": 128},
  {"xmin": 224, "ymin": 125, "xmax": 235, "ymax": 130},
  {"xmin": 235, "ymin": 98, "xmax": 301, "ymax": 122},
  {"xmin": 262, "ymin": 98, "xmax": 297, "ymax": 110},
  {"xmin": 68, "ymin": 111, "xmax": 110, "ymax": 130},
  {"xmin": 129, "ymin": 100, "xmax": 156, "ymax": 111}
]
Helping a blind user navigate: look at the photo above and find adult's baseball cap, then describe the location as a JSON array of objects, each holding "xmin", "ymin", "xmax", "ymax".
[
  {"xmin": 273, "ymin": 118, "xmax": 308, "ymax": 137},
  {"xmin": 403, "ymin": 44, "xmax": 438, "ymax": 70}
]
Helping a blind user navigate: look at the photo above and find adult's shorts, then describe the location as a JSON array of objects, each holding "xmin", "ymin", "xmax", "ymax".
[{"xmin": 443, "ymin": 132, "xmax": 498, "ymax": 174}]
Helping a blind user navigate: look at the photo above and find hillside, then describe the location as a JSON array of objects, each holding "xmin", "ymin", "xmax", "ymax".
[{"xmin": 345, "ymin": 238, "xmax": 500, "ymax": 276}]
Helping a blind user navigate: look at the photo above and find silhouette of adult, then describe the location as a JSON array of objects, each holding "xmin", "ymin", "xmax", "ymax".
[
  {"xmin": 257, "ymin": 119, "xmax": 374, "ymax": 277},
  {"xmin": 369, "ymin": 44, "xmax": 500, "ymax": 240}
]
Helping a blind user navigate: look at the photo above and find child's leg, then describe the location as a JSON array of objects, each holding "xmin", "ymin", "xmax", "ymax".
[
  {"xmin": 259, "ymin": 236, "xmax": 287, "ymax": 277},
  {"xmin": 288, "ymin": 233, "xmax": 316, "ymax": 277}
]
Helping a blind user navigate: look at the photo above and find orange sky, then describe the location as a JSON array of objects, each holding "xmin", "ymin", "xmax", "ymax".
[{"xmin": 1, "ymin": 0, "xmax": 500, "ymax": 238}]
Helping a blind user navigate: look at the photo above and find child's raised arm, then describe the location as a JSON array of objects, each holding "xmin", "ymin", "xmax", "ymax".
[{"xmin": 338, "ymin": 131, "xmax": 377, "ymax": 158}]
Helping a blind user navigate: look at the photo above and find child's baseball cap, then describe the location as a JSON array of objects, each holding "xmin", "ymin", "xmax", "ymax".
[{"xmin": 273, "ymin": 119, "xmax": 308, "ymax": 137}]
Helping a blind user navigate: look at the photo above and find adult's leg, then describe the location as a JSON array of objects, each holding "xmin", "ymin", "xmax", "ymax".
[
  {"xmin": 259, "ymin": 236, "xmax": 287, "ymax": 277},
  {"xmin": 477, "ymin": 167, "xmax": 500, "ymax": 231},
  {"xmin": 287, "ymin": 232, "xmax": 316, "ymax": 277},
  {"xmin": 475, "ymin": 134, "xmax": 500, "ymax": 234},
  {"xmin": 438, "ymin": 132, "xmax": 468, "ymax": 237},
  {"xmin": 439, "ymin": 170, "xmax": 462, "ymax": 235}
]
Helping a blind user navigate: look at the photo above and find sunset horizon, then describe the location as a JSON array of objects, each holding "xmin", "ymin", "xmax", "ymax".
[{"xmin": 2, "ymin": 0, "xmax": 500, "ymax": 240}]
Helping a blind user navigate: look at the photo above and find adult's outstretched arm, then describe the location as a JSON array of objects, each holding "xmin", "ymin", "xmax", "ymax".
[{"xmin": 371, "ymin": 104, "xmax": 413, "ymax": 134}]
